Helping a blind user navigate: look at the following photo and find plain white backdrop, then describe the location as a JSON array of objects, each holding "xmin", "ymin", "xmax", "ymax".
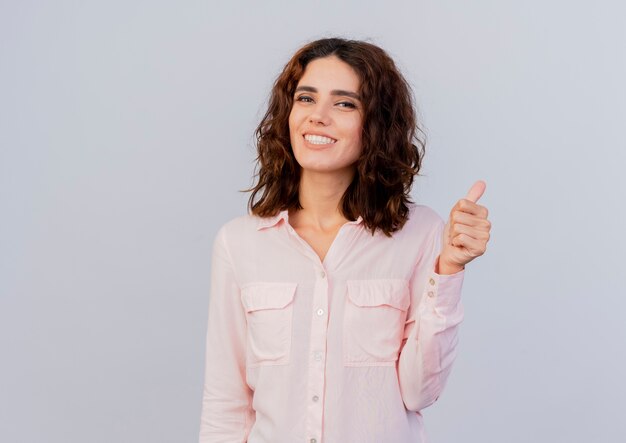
[{"xmin": 1, "ymin": 1, "xmax": 625, "ymax": 442}]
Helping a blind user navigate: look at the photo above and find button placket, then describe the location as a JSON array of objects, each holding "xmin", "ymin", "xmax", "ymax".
[{"xmin": 306, "ymin": 267, "xmax": 329, "ymax": 442}]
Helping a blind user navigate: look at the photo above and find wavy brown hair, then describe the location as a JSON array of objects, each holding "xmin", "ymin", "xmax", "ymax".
[{"xmin": 241, "ymin": 37, "xmax": 427, "ymax": 237}]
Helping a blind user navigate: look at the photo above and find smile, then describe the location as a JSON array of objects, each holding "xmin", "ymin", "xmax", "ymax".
[{"xmin": 303, "ymin": 134, "xmax": 337, "ymax": 145}]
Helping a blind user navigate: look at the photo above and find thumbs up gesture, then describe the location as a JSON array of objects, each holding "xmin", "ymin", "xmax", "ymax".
[{"xmin": 437, "ymin": 180, "xmax": 491, "ymax": 274}]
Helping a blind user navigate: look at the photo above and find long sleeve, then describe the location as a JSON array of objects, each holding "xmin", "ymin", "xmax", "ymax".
[
  {"xmin": 396, "ymin": 215, "xmax": 465, "ymax": 412},
  {"xmin": 199, "ymin": 225, "xmax": 255, "ymax": 443}
]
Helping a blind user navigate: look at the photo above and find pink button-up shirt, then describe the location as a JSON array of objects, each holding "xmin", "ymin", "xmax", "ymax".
[{"xmin": 199, "ymin": 202, "xmax": 465, "ymax": 443}]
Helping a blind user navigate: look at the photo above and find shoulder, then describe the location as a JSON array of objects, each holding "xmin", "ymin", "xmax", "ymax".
[
  {"xmin": 215, "ymin": 211, "xmax": 259, "ymax": 240},
  {"xmin": 406, "ymin": 202, "xmax": 445, "ymax": 231},
  {"xmin": 392, "ymin": 202, "xmax": 446, "ymax": 246}
]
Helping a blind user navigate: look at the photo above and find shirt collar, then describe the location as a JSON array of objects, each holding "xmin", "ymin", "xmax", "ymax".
[
  {"xmin": 256, "ymin": 209, "xmax": 290, "ymax": 231},
  {"xmin": 256, "ymin": 209, "xmax": 364, "ymax": 231}
]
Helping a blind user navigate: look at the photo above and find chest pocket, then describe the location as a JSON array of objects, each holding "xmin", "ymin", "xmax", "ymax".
[
  {"xmin": 240, "ymin": 282, "xmax": 297, "ymax": 367},
  {"xmin": 343, "ymin": 279, "xmax": 410, "ymax": 366}
]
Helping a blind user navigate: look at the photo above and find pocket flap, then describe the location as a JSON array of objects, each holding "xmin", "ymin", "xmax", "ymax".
[
  {"xmin": 346, "ymin": 279, "xmax": 409, "ymax": 311},
  {"xmin": 240, "ymin": 282, "xmax": 298, "ymax": 313}
]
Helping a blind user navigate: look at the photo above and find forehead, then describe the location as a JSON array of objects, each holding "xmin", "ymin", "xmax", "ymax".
[{"xmin": 297, "ymin": 56, "xmax": 360, "ymax": 90}]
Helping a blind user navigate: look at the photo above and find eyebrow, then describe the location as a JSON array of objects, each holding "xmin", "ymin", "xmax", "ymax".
[{"xmin": 294, "ymin": 85, "xmax": 362, "ymax": 101}]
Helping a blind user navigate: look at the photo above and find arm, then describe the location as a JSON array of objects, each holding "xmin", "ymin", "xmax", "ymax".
[
  {"xmin": 396, "ymin": 216, "xmax": 465, "ymax": 412},
  {"xmin": 199, "ymin": 226, "xmax": 255, "ymax": 442}
]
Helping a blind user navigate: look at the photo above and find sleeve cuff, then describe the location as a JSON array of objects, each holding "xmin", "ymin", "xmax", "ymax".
[{"xmin": 425, "ymin": 268, "xmax": 465, "ymax": 309}]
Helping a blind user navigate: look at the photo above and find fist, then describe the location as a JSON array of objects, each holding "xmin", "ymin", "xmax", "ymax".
[{"xmin": 439, "ymin": 180, "xmax": 491, "ymax": 273}]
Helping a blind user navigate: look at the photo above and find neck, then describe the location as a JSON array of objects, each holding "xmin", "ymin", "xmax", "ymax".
[{"xmin": 290, "ymin": 167, "xmax": 355, "ymax": 231}]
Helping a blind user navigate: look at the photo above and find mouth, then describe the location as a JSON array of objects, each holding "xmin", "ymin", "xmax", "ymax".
[{"xmin": 302, "ymin": 133, "xmax": 337, "ymax": 147}]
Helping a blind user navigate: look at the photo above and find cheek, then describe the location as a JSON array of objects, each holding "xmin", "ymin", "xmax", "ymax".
[
  {"xmin": 288, "ymin": 113, "xmax": 297, "ymax": 140},
  {"xmin": 347, "ymin": 120, "xmax": 363, "ymax": 143},
  {"xmin": 351, "ymin": 124, "xmax": 364, "ymax": 156},
  {"xmin": 288, "ymin": 109, "xmax": 302, "ymax": 133},
  {"xmin": 345, "ymin": 113, "xmax": 362, "ymax": 133}
]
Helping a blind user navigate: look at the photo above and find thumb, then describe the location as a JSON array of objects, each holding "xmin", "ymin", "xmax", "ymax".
[{"xmin": 465, "ymin": 180, "xmax": 487, "ymax": 203}]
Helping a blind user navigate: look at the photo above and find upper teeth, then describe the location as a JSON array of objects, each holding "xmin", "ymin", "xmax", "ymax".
[{"xmin": 305, "ymin": 134, "xmax": 336, "ymax": 144}]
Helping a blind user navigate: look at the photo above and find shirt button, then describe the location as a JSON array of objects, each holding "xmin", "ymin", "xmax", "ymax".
[
  {"xmin": 316, "ymin": 308, "xmax": 324, "ymax": 316},
  {"xmin": 310, "ymin": 439, "xmax": 317, "ymax": 443},
  {"xmin": 312, "ymin": 395, "xmax": 319, "ymax": 402},
  {"xmin": 429, "ymin": 277, "xmax": 435, "ymax": 285},
  {"xmin": 428, "ymin": 291, "xmax": 435, "ymax": 297},
  {"xmin": 314, "ymin": 352, "xmax": 322, "ymax": 361},
  {"xmin": 320, "ymin": 271, "xmax": 326, "ymax": 278}
]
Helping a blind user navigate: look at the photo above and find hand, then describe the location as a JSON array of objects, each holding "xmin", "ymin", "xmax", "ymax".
[{"xmin": 438, "ymin": 180, "xmax": 491, "ymax": 274}]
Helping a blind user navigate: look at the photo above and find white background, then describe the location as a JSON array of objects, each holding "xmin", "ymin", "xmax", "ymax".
[{"xmin": 1, "ymin": 1, "xmax": 625, "ymax": 441}]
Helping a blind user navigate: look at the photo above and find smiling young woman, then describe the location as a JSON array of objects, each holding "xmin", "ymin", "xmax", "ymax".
[{"xmin": 199, "ymin": 37, "xmax": 491, "ymax": 443}]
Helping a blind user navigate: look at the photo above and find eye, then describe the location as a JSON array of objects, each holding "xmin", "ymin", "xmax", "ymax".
[
  {"xmin": 337, "ymin": 101, "xmax": 356, "ymax": 109},
  {"xmin": 295, "ymin": 95, "xmax": 313, "ymax": 103}
]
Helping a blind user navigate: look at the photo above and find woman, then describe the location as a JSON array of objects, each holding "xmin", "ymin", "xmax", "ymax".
[{"xmin": 199, "ymin": 37, "xmax": 491, "ymax": 443}]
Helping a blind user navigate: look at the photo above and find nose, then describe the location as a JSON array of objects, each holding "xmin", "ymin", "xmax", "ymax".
[{"xmin": 308, "ymin": 102, "xmax": 331, "ymax": 126}]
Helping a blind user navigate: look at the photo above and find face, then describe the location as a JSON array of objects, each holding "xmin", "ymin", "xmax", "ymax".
[{"xmin": 288, "ymin": 55, "xmax": 363, "ymax": 177}]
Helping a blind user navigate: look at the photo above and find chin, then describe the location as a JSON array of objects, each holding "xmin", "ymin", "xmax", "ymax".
[{"xmin": 299, "ymin": 162, "xmax": 356, "ymax": 174}]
